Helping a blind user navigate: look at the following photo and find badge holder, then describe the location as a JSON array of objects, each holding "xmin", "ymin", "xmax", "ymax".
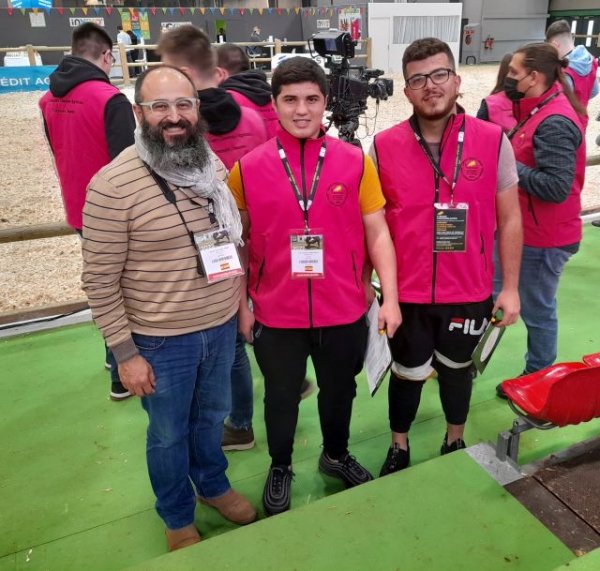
[
  {"xmin": 433, "ymin": 202, "xmax": 469, "ymax": 253},
  {"xmin": 290, "ymin": 229, "xmax": 325, "ymax": 279},
  {"xmin": 194, "ymin": 227, "xmax": 244, "ymax": 283}
]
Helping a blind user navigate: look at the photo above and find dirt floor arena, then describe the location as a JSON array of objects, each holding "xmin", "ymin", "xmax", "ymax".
[{"xmin": 2, "ymin": 63, "xmax": 600, "ymax": 313}]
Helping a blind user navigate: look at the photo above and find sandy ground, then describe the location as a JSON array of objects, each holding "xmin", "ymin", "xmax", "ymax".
[{"xmin": 1, "ymin": 64, "xmax": 600, "ymax": 313}]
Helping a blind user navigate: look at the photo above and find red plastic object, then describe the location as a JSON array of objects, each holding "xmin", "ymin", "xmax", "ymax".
[
  {"xmin": 583, "ymin": 352, "xmax": 600, "ymax": 367},
  {"xmin": 501, "ymin": 362, "xmax": 600, "ymax": 426}
]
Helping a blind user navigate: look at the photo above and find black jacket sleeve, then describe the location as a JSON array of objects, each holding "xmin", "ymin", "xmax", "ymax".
[
  {"xmin": 516, "ymin": 115, "xmax": 582, "ymax": 204},
  {"xmin": 476, "ymin": 99, "xmax": 489, "ymax": 122},
  {"xmin": 104, "ymin": 93, "xmax": 136, "ymax": 159}
]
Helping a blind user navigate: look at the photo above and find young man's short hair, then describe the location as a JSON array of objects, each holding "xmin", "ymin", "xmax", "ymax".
[
  {"xmin": 72, "ymin": 23, "xmax": 113, "ymax": 60},
  {"xmin": 216, "ymin": 43, "xmax": 250, "ymax": 75},
  {"xmin": 546, "ymin": 19, "xmax": 573, "ymax": 42},
  {"xmin": 271, "ymin": 57, "xmax": 328, "ymax": 99},
  {"xmin": 402, "ymin": 37, "xmax": 455, "ymax": 78},
  {"xmin": 157, "ymin": 24, "xmax": 215, "ymax": 77}
]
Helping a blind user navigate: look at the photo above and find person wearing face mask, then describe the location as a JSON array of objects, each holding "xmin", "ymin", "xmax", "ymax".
[
  {"xmin": 476, "ymin": 53, "xmax": 516, "ymax": 133},
  {"xmin": 491, "ymin": 43, "xmax": 586, "ymax": 398}
]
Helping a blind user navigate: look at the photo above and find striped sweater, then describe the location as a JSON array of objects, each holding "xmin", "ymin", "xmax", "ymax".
[{"xmin": 81, "ymin": 145, "xmax": 240, "ymax": 364}]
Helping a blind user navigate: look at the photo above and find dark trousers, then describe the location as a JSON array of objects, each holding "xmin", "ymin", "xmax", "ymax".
[{"xmin": 253, "ymin": 316, "xmax": 368, "ymax": 466}]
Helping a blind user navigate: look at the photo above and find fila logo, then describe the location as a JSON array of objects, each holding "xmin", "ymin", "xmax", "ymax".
[{"xmin": 448, "ymin": 317, "xmax": 489, "ymax": 336}]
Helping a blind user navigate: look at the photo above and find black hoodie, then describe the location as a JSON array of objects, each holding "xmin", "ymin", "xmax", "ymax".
[
  {"xmin": 45, "ymin": 55, "xmax": 135, "ymax": 158},
  {"xmin": 220, "ymin": 70, "xmax": 272, "ymax": 107},
  {"xmin": 197, "ymin": 87, "xmax": 243, "ymax": 135}
]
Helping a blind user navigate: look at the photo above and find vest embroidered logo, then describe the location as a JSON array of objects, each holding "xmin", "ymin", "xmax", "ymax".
[
  {"xmin": 461, "ymin": 158, "xmax": 484, "ymax": 181},
  {"xmin": 448, "ymin": 317, "xmax": 489, "ymax": 335},
  {"xmin": 326, "ymin": 183, "xmax": 348, "ymax": 206}
]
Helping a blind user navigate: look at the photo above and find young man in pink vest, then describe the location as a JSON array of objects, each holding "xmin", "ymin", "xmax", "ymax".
[
  {"xmin": 39, "ymin": 22, "xmax": 136, "ymax": 401},
  {"xmin": 228, "ymin": 57, "xmax": 401, "ymax": 516},
  {"xmin": 546, "ymin": 19, "xmax": 598, "ymax": 129},
  {"xmin": 493, "ymin": 43, "xmax": 585, "ymax": 398},
  {"xmin": 371, "ymin": 38, "xmax": 522, "ymax": 475},
  {"xmin": 157, "ymin": 26, "xmax": 267, "ymax": 171}
]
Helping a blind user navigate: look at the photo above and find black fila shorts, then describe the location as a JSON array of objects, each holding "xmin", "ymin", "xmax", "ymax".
[{"xmin": 390, "ymin": 297, "xmax": 494, "ymax": 380}]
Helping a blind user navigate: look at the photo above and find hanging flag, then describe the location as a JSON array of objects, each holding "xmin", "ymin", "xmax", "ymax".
[
  {"xmin": 178, "ymin": 7, "xmax": 185, "ymax": 15},
  {"xmin": 105, "ymin": 7, "xmax": 112, "ymax": 16},
  {"xmin": 150, "ymin": 7, "xmax": 156, "ymax": 16},
  {"xmin": 20, "ymin": 8, "xmax": 26, "ymax": 15},
  {"xmin": 294, "ymin": 8, "xmax": 300, "ymax": 15},
  {"xmin": 240, "ymin": 8, "xmax": 245, "ymax": 16},
  {"xmin": 161, "ymin": 8, "xmax": 168, "ymax": 15},
  {"xmin": 168, "ymin": 7, "xmax": 175, "ymax": 15},
  {"xmin": 277, "ymin": 8, "xmax": 282, "ymax": 16},
  {"xmin": 199, "ymin": 8, "xmax": 205, "ymax": 15},
  {"xmin": 69, "ymin": 7, "xmax": 76, "ymax": 15},
  {"xmin": 57, "ymin": 7, "xmax": 63, "ymax": 15},
  {"xmin": 7, "ymin": 7, "xmax": 13, "ymax": 15},
  {"xmin": 219, "ymin": 7, "xmax": 225, "ymax": 15},
  {"xmin": 82, "ymin": 7, "xmax": 88, "ymax": 15}
]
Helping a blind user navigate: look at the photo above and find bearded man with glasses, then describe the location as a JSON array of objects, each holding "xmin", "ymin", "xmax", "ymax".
[
  {"xmin": 81, "ymin": 65, "xmax": 256, "ymax": 552},
  {"xmin": 369, "ymin": 38, "xmax": 523, "ymax": 475}
]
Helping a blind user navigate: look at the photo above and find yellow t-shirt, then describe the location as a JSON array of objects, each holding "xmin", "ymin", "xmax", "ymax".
[{"xmin": 228, "ymin": 154, "xmax": 385, "ymax": 215}]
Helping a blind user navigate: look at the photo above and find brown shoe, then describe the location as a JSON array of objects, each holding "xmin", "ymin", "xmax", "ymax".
[
  {"xmin": 165, "ymin": 524, "xmax": 201, "ymax": 552},
  {"xmin": 198, "ymin": 488, "xmax": 257, "ymax": 525}
]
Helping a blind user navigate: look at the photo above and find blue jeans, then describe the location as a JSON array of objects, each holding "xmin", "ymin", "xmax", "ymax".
[
  {"xmin": 136, "ymin": 317, "xmax": 237, "ymax": 530},
  {"xmin": 227, "ymin": 333, "xmax": 254, "ymax": 430},
  {"xmin": 494, "ymin": 245, "xmax": 573, "ymax": 374}
]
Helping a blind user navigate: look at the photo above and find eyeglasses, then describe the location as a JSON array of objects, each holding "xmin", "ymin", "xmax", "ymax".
[
  {"xmin": 104, "ymin": 50, "xmax": 116, "ymax": 65},
  {"xmin": 406, "ymin": 68, "xmax": 455, "ymax": 90},
  {"xmin": 137, "ymin": 97, "xmax": 199, "ymax": 115}
]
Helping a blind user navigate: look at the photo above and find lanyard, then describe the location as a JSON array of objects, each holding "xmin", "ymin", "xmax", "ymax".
[
  {"xmin": 145, "ymin": 163, "xmax": 216, "ymax": 278},
  {"xmin": 277, "ymin": 138, "xmax": 326, "ymax": 232},
  {"xmin": 507, "ymin": 91, "xmax": 560, "ymax": 140},
  {"xmin": 410, "ymin": 116, "xmax": 465, "ymax": 207}
]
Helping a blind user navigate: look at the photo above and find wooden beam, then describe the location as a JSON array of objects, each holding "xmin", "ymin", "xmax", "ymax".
[
  {"xmin": 0, "ymin": 223, "xmax": 74, "ymax": 244},
  {"xmin": 0, "ymin": 299, "xmax": 89, "ymax": 327}
]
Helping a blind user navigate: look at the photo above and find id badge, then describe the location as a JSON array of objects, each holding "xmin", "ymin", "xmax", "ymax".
[
  {"xmin": 290, "ymin": 229, "xmax": 324, "ymax": 279},
  {"xmin": 433, "ymin": 203, "xmax": 469, "ymax": 252},
  {"xmin": 193, "ymin": 227, "xmax": 244, "ymax": 283}
]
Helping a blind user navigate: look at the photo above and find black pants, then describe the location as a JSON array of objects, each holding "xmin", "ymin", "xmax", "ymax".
[{"xmin": 253, "ymin": 316, "xmax": 368, "ymax": 466}]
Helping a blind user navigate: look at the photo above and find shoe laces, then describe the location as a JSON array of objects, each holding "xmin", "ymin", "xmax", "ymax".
[
  {"xmin": 386, "ymin": 444, "xmax": 407, "ymax": 470},
  {"xmin": 270, "ymin": 466, "xmax": 293, "ymax": 495},
  {"xmin": 339, "ymin": 454, "xmax": 365, "ymax": 476}
]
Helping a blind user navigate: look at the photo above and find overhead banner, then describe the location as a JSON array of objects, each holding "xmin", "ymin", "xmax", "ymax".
[{"xmin": 0, "ymin": 65, "xmax": 56, "ymax": 94}]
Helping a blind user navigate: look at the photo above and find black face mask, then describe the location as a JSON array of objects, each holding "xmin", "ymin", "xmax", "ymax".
[{"xmin": 503, "ymin": 76, "xmax": 527, "ymax": 101}]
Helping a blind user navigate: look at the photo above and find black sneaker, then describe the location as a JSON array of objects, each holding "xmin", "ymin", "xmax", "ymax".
[
  {"xmin": 379, "ymin": 443, "xmax": 410, "ymax": 477},
  {"xmin": 318, "ymin": 452, "xmax": 373, "ymax": 488},
  {"xmin": 263, "ymin": 465, "xmax": 294, "ymax": 516},
  {"xmin": 440, "ymin": 434, "xmax": 467, "ymax": 455},
  {"xmin": 110, "ymin": 381, "xmax": 131, "ymax": 401}
]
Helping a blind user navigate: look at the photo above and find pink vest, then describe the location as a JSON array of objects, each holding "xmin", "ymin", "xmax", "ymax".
[
  {"xmin": 510, "ymin": 84, "xmax": 584, "ymax": 248},
  {"xmin": 240, "ymin": 129, "xmax": 367, "ymax": 328},
  {"xmin": 206, "ymin": 106, "xmax": 268, "ymax": 170},
  {"xmin": 228, "ymin": 90, "xmax": 279, "ymax": 139},
  {"xmin": 374, "ymin": 113, "xmax": 501, "ymax": 304},
  {"xmin": 39, "ymin": 80, "xmax": 119, "ymax": 229},
  {"xmin": 565, "ymin": 58, "xmax": 597, "ymax": 130},
  {"xmin": 485, "ymin": 91, "xmax": 517, "ymax": 133}
]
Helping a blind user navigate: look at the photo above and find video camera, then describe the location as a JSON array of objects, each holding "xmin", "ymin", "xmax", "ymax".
[{"xmin": 311, "ymin": 30, "xmax": 393, "ymax": 146}]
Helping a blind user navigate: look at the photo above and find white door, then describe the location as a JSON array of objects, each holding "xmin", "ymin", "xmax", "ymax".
[{"xmin": 369, "ymin": 16, "xmax": 391, "ymax": 73}]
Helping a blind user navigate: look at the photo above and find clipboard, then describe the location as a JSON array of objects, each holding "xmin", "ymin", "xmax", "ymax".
[{"xmin": 471, "ymin": 317, "xmax": 505, "ymax": 374}]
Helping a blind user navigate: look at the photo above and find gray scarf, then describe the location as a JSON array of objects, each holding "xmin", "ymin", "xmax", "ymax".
[{"xmin": 135, "ymin": 127, "xmax": 243, "ymax": 246}]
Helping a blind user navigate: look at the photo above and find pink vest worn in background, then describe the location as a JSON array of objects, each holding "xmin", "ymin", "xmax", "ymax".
[
  {"xmin": 39, "ymin": 80, "xmax": 118, "ymax": 230},
  {"xmin": 240, "ymin": 129, "xmax": 367, "ymax": 329},
  {"xmin": 510, "ymin": 83, "xmax": 584, "ymax": 248},
  {"xmin": 228, "ymin": 90, "xmax": 279, "ymax": 139},
  {"xmin": 374, "ymin": 113, "xmax": 501, "ymax": 305},
  {"xmin": 206, "ymin": 106, "xmax": 268, "ymax": 170},
  {"xmin": 565, "ymin": 57, "xmax": 597, "ymax": 130},
  {"xmin": 485, "ymin": 91, "xmax": 517, "ymax": 133}
]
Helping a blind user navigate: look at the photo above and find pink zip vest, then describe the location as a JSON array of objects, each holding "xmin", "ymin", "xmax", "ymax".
[
  {"xmin": 240, "ymin": 128, "xmax": 367, "ymax": 328},
  {"xmin": 228, "ymin": 90, "xmax": 279, "ymax": 139},
  {"xmin": 39, "ymin": 80, "xmax": 119, "ymax": 230},
  {"xmin": 374, "ymin": 113, "xmax": 501, "ymax": 304},
  {"xmin": 485, "ymin": 91, "xmax": 517, "ymax": 133},
  {"xmin": 206, "ymin": 106, "xmax": 268, "ymax": 170},
  {"xmin": 510, "ymin": 84, "xmax": 584, "ymax": 248},
  {"xmin": 565, "ymin": 57, "xmax": 597, "ymax": 130}
]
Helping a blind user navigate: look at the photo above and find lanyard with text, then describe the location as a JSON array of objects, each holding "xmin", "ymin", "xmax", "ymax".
[
  {"xmin": 507, "ymin": 91, "xmax": 560, "ymax": 140},
  {"xmin": 277, "ymin": 138, "xmax": 327, "ymax": 233},
  {"xmin": 411, "ymin": 117, "xmax": 465, "ymax": 207}
]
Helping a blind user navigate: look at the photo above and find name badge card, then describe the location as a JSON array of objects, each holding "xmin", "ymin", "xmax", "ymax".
[
  {"xmin": 290, "ymin": 230, "xmax": 325, "ymax": 279},
  {"xmin": 433, "ymin": 202, "xmax": 469, "ymax": 252},
  {"xmin": 194, "ymin": 227, "xmax": 244, "ymax": 283}
]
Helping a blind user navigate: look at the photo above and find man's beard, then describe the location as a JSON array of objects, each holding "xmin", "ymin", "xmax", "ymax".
[
  {"xmin": 141, "ymin": 116, "xmax": 210, "ymax": 170},
  {"xmin": 415, "ymin": 92, "xmax": 459, "ymax": 121}
]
